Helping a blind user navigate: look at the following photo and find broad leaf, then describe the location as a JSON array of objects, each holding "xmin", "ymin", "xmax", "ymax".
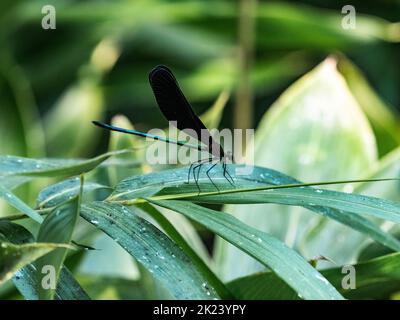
[{"xmin": 215, "ymin": 57, "xmax": 378, "ymax": 280}]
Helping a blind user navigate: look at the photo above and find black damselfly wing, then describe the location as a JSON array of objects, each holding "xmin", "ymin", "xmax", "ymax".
[{"xmin": 149, "ymin": 65, "xmax": 224, "ymax": 160}]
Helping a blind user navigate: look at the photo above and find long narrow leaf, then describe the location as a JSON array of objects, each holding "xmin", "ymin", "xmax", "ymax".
[
  {"xmin": 110, "ymin": 166, "xmax": 400, "ymax": 252},
  {"xmin": 136, "ymin": 202, "xmax": 231, "ymax": 299},
  {"xmin": 0, "ymin": 150, "xmax": 131, "ymax": 177},
  {"xmin": 36, "ymin": 177, "xmax": 83, "ymax": 299},
  {"xmin": 0, "ymin": 185, "xmax": 43, "ymax": 223},
  {"xmin": 80, "ymin": 202, "xmax": 219, "ymax": 300},
  {"xmin": 150, "ymin": 200, "xmax": 343, "ymax": 300},
  {"xmin": 36, "ymin": 177, "xmax": 109, "ymax": 209}
]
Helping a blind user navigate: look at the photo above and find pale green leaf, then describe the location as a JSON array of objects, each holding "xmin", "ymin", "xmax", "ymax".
[{"xmin": 215, "ymin": 57, "xmax": 378, "ymax": 280}]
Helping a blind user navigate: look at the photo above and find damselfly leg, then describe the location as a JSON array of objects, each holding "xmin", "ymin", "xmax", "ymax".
[
  {"xmin": 185, "ymin": 158, "xmax": 234, "ymax": 194},
  {"xmin": 222, "ymin": 161, "xmax": 235, "ymax": 186}
]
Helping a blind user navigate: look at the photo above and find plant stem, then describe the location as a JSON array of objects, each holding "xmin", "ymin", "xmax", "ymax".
[{"xmin": 234, "ymin": 0, "xmax": 257, "ymax": 131}]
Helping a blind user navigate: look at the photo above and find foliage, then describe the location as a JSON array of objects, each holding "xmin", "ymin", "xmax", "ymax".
[{"xmin": 1, "ymin": 0, "xmax": 400, "ymax": 300}]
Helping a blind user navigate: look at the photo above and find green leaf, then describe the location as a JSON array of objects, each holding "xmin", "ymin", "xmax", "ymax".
[
  {"xmin": 338, "ymin": 57, "xmax": 400, "ymax": 156},
  {"xmin": 43, "ymin": 72, "xmax": 103, "ymax": 157},
  {"xmin": 0, "ymin": 221, "xmax": 32, "ymax": 244},
  {"xmin": 0, "ymin": 51, "xmax": 45, "ymax": 158},
  {"xmin": 150, "ymin": 200, "xmax": 343, "ymax": 300},
  {"xmin": 36, "ymin": 177, "xmax": 109, "ymax": 210},
  {"xmin": 352, "ymin": 147, "xmax": 400, "ymax": 258},
  {"xmin": 14, "ymin": 264, "xmax": 90, "ymax": 300},
  {"xmin": 36, "ymin": 178, "xmax": 82, "ymax": 300},
  {"xmin": 255, "ymin": 2, "xmax": 400, "ymax": 47},
  {"xmin": 0, "ymin": 241, "xmax": 71, "ymax": 285},
  {"xmin": 228, "ymin": 252, "xmax": 400, "ymax": 300},
  {"xmin": 0, "ymin": 176, "xmax": 31, "ymax": 190},
  {"xmin": 77, "ymin": 232, "xmax": 140, "ymax": 280},
  {"xmin": 39, "ymin": 37, "xmax": 118, "ymax": 158},
  {"xmin": 0, "ymin": 184, "xmax": 43, "ymax": 223},
  {"xmin": 215, "ymin": 57, "xmax": 378, "ymax": 280},
  {"xmin": 355, "ymin": 147, "xmax": 400, "ymax": 202},
  {"xmin": 0, "ymin": 150, "xmax": 129, "ymax": 177},
  {"xmin": 80, "ymin": 202, "xmax": 219, "ymax": 300},
  {"xmin": 109, "ymin": 165, "xmax": 400, "ymax": 253},
  {"xmin": 0, "ymin": 221, "xmax": 89, "ymax": 300},
  {"xmin": 136, "ymin": 202, "xmax": 232, "ymax": 299}
]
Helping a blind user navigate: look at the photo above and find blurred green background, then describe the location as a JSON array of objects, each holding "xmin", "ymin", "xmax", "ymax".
[
  {"xmin": 1, "ymin": 0, "xmax": 399, "ymax": 159},
  {"xmin": 1, "ymin": 0, "xmax": 400, "ymax": 299}
]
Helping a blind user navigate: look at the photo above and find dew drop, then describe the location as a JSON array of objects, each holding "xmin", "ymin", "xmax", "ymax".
[{"xmin": 343, "ymin": 185, "xmax": 354, "ymax": 193}]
